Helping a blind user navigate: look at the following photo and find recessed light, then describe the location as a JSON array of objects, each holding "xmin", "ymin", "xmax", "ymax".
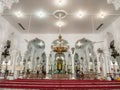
[
  {"xmin": 98, "ymin": 11, "xmax": 107, "ymax": 18},
  {"xmin": 15, "ymin": 11, "xmax": 23, "ymax": 18},
  {"xmin": 36, "ymin": 11, "xmax": 46, "ymax": 18},
  {"xmin": 55, "ymin": 0, "xmax": 67, "ymax": 6},
  {"xmin": 76, "ymin": 11, "xmax": 86, "ymax": 18},
  {"xmin": 56, "ymin": 21, "xmax": 65, "ymax": 27}
]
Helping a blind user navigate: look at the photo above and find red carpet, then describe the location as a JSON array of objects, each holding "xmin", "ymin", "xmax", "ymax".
[{"xmin": 0, "ymin": 79, "xmax": 120, "ymax": 89}]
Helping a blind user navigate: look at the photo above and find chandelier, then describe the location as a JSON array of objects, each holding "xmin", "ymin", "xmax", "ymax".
[
  {"xmin": 52, "ymin": 10, "xmax": 69, "ymax": 54},
  {"xmin": 53, "ymin": 10, "xmax": 69, "ymax": 54},
  {"xmin": 53, "ymin": 35, "xmax": 69, "ymax": 54},
  {"xmin": 107, "ymin": 0, "xmax": 120, "ymax": 10},
  {"xmin": 0, "ymin": 0, "xmax": 19, "ymax": 14}
]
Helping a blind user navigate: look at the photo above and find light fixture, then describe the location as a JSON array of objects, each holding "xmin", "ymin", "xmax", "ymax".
[
  {"xmin": 0, "ymin": 0, "xmax": 19, "ymax": 15},
  {"xmin": 98, "ymin": 11, "xmax": 107, "ymax": 19},
  {"xmin": 36, "ymin": 11, "xmax": 46, "ymax": 18},
  {"xmin": 53, "ymin": 35, "xmax": 69, "ymax": 54},
  {"xmin": 53, "ymin": 12, "xmax": 69, "ymax": 54},
  {"xmin": 15, "ymin": 11, "xmax": 24, "ymax": 18},
  {"xmin": 76, "ymin": 11, "xmax": 85, "ymax": 18},
  {"xmin": 53, "ymin": 10, "xmax": 68, "ymax": 19},
  {"xmin": 56, "ymin": 21, "xmax": 65, "ymax": 27},
  {"xmin": 55, "ymin": 0, "xmax": 67, "ymax": 6}
]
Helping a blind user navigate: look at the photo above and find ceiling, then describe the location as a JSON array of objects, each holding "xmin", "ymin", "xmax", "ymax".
[{"xmin": 2, "ymin": 0, "xmax": 120, "ymax": 34}]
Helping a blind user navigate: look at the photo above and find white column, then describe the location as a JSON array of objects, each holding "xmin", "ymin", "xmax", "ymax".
[
  {"xmin": 51, "ymin": 52, "xmax": 55, "ymax": 74},
  {"xmin": 0, "ymin": 45, "xmax": 3, "ymax": 62},
  {"xmin": 45, "ymin": 53, "xmax": 49, "ymax": 79},
  {"xmin": 30, "ymin": 49, "xmax": 35, "ymax": 70},
  {"xmin": 0, "ymin": 43, "xmax": 4, "ymax": 64},
  {"xmin": 65, "ymin": 53, "xmax": 68, "ymax": 73},
  {"xmin": 104, "ymin": 52, "xmax": 110, "ymax": 76},
  {"xmin": 11, "ymin": 50, "xmax": 18, "ymax": 79},
  {"xmin": 0, "ymin": 46, "xmax": 3, "ymax": 72},
  {"xmin": 100, "ymin": 54, "xmax": 105, "ymax": 76},
  {"xmin": 71, "ymin": 52, "xmax": 75, "ymax": 79}
]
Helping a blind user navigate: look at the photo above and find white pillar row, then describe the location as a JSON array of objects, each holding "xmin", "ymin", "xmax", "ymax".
[{"xmin": 45, "ymin": 53, "xmax": 50, "ymax": 79}]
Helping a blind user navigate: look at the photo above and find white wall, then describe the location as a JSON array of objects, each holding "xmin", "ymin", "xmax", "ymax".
[
  {"xmin": 98, "ymin": 16, "xmax": 120, "ymax": 75},
  {"xmin": 19, "ymin": 33, "xmax": 103, "ymax": 55},
  {"xmin": 0, "ymin": 16, "xmax": 21, "ymax": 50},
  {"xmin": 100, "ymin": 17, "xmax": 120, "ymax": 52}
]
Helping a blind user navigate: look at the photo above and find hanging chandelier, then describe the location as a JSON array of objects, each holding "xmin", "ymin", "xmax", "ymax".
[
  {"xmin": 52, "ymin": 10, "xmax": 69, "ymax": 54},
  {"xmin": 53, "ymin": 35, "xmax": 69, "ymax": 54},
  {"xmin": 0, "ymin": 0, "xmax": 19, "ymax": 14}
]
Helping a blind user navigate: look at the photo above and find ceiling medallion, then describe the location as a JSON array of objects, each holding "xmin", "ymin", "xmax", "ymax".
[
  {"xmin": 53, "ymin": 10, "xmax": 68, "ymax": 19},
  {"xmin": 53, "ymin": 35, "xmax": 69, "ymax": 54},
  {"xmin": 107, "ymin": 0, "xmax": 120, "ymax": 10},
  {"xmin": 0, "ymin": 0, "xmax": 19, "ymax": 14}
]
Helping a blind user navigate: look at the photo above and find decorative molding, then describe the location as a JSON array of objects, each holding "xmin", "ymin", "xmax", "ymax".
[
  {"xmin": 0, "ymin": 0, "xmax": 19, "ymax": 14},
  {"xmin": 107, "ymin": 0, "xmax": 120, "ymax": 10}
]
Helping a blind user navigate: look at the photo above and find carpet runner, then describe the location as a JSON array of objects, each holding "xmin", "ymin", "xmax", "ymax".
[{"xmin": 0, "ymin": 79, "xmax": 120, "ymax": 90}]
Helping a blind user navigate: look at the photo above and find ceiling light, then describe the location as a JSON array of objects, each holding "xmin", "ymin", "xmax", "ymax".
[
  {"xmin": 56, "ymin": 21, "xmax": 65, "ymax": 27},
  {"xmin": 98, "ymin": 12, "xmax": 107, "ymax": 19},
  {"xmin": 55, "ymin": 0, "xmax": 67, "ymax": 6},
  {"xmin": 15, "ymin": 11, "xmax": 23, "ymax": 18},
  {"xmin": 76, "ymin": 11, "xmax": 85, "ymax": 18},
  {"xmin": 36, "ymin": 11, "xmax": 46, "ymax": 18}
]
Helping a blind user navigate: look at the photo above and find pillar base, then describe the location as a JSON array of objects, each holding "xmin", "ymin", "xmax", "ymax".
[
  {"xmin": 71, "ymin": 76, "xmax": 75, "ymax": 79},
  {"xmin": 71, "ymin": 73, "xmax": 75, "ymax": 79},
  {"xmin": 8, "ymin": 73, "xmax": 14, "ymax": 80},
  {"xmin": 45, "ymin": 74, "xmax": 49, "ymax": 79}
]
